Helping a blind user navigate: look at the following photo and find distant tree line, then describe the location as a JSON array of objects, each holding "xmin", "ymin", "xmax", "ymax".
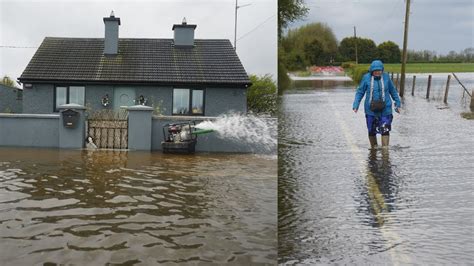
[
  {"xmin": 406, "ymin": 48, "xmax": 474, "ymax": 63},
  {"xmin": 281, "ymin": 23, "xmax": 474, "ymax": 71},
  {"xmin": 280, "ymin": 23, "xmax": 403, "ymax": 70}
]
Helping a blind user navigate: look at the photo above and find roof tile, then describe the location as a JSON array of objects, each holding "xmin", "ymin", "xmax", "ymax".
[{"xmin": 19, "ymin": 37, "xmax": 250, "ymax": 86}]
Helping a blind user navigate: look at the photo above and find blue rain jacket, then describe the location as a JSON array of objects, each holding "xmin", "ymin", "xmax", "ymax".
[{"xmin": 352, "ymin": 60, "xmax": 401, "ymax": 116}]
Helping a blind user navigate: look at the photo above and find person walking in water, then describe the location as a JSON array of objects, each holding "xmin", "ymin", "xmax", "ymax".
[{"xmin": 352, "ymin": 60, "xmax": 401, "ymax": 148}]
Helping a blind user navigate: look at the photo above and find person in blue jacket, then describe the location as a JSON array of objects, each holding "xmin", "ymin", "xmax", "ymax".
[{"xmin": 352, "ymin": 60, "xmax": 401, "ymax": 148}]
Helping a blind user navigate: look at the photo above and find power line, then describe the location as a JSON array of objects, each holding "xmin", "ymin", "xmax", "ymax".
[
  {"xmin": 0, "ymin": 45, "xmax": 38, "ymax": 48},
  {"xmin": 237, "ymin": 14, "xmax": 275, "ymax": 41}
]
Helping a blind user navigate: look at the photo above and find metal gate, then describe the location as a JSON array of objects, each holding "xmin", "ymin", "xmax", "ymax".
[{"xmin": 87, "ymin": 110, "xmax": 128, "ymax": 149}]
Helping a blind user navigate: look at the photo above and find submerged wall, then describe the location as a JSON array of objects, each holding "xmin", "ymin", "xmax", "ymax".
[
  {"xmin": 0, "ymin": 114, "xmax": 59, "ymax": 147},
  {"xmin": 0, "ymin": 105, "xmax": 270, "ymax": 153}
]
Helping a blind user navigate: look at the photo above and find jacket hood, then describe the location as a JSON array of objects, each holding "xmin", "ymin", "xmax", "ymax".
[{"xmin": 369, "ymin": 60, "xmax": 384, "ymax": 72}]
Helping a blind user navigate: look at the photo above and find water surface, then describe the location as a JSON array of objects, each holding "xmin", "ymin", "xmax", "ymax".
[
  {"xmin": 279, "ymin": 76, "xmax": 474, "ymax": 264},
  {"xmin": 0, "ymin": 149, "xmax": 276, "ymax": 265}
]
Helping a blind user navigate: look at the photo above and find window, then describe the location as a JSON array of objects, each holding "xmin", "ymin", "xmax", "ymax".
[
  {"xmin": 173, "ymin": 89, "xmax": 190, "ymax": 115},
  {"xmin": 173, "ymin": 88, "xmax": 204, "ymax": 115},
  {"xmin": 54, "ymin": 86, "xmax": 85, "ymax": 112}
]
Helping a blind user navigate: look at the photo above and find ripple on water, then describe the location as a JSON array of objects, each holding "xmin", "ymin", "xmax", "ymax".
[
  {"xmin": 279, "ymin": 87, "xmax": 474, "ymax": 264},
  {"xmin": 0, "ymin": 149, "xmax": 276, "ymax": 265}
]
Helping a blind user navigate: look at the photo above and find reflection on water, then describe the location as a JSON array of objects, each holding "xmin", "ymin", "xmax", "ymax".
[
  {"xmin": 0, "ymin": 148, "xmax": 276, "ymax": 265},
  {"xmin": 279, "ymin": 80, "xmax": 474, "ymax": 264},
  {"xmin": 363, "ymin": 149, "xmax": 396, "ymax": 227},
  {"xmin": 289, "ymin": 79, "xmax": 354, "ymax": 90}
]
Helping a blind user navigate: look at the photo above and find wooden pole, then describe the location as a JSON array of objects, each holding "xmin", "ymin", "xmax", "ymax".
[
  {"xmin": 452, "ymin": 73, "xmax": 472, "ymax": 97},
  {"xmin": 426, "ymin": 74, "xmax": 432, "ymax": 99},
  {"xmin": 354, "ymin": 26, "xmax": 358, "ymax": 65},
  {"xmin": 391, "ymin": 72, "xmax": 394, "ymax": 81},
  {"xmin": 411, "ymin": 75, "xmax": 416, "ymax": 96},
  {"xmin": 470, "ymin": 89, "xmax": 474, "ymax": 111},
  {"xmin": 443, "ymin": 75, "xmax": 451, "ymax": 104},
  {"xmin": 395, "ymin": 73, "xmax": 399, "ymax": 89},
  {"xmin": 399, "ymin": 0, "xmax": 411, "ymax": 97}
]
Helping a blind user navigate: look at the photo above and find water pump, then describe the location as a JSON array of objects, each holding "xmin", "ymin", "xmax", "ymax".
[{"xmin": 161, "ymin": 121, "xmax": 214, "ymax": 154}]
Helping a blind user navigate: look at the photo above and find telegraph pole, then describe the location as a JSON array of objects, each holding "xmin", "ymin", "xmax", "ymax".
[
  {"xmin": 354, "ymin": 26, "xmax": 358, "ymax": 64},
  {"xmin": 234, "ymin": 0, "xmax": 251, "ymax": 51},
  {"xmin": 234, "ymin": 0, "xmax": 238, "ymax": 50},
  {"xmin": 400, "ymin": 0, "xmax": 411, "ymax": 97}
]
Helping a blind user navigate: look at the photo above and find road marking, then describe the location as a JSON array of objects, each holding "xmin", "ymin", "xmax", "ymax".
[{"xmin": 332, "ymin": 105, "xmax": 410, "ymax": 265}]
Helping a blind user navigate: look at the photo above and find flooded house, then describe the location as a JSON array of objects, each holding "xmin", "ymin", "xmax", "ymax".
[
  {"xmin": 17, "ymin": 13, "xmax": 251, "ymax": 116},
  {"xmin": 0, "ymin": 13, "xmax": 265, "ymax": 153}
]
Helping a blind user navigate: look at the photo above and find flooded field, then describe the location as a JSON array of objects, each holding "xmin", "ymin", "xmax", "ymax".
[
  {"xmin": 0, "ymin": 149, "xmax": 276, "ymax": 265},
  {"xmin": 278, "ymin": 75, "xmax": 474, "ymax": 264}
]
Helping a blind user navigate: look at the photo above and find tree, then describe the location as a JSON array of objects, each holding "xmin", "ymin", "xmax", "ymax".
[
  {"xmin": 1, "ymin": 76, "xmax": 17, "ymax": 88},
  {"xmin": 278, "ymin": 0, "xmax": 308, "ymax": 38},
  {"xmin": 278, "ymin": 0, "xmax": 308, "ymax": 92},
  {"xmin": 247, "ymin": 74, "xmax": 277, "ymax": 116},
  {"xmin": 377, "ymin": 41, "xmax": 401, "ymax": 63},
  {"xmin": 285, "ymin": 49, "xmax": 307, "ymax": 70},
  {"xmin": 281, "ymin": 23, "xmax": 338, "ymax": 68},
  {"xmin": 304, "ymin": 39, "xmax": 324, "ymax": 65},
  {"xmin": 338, "ymin": 37, "xmax": 377, "ymax": 63}
]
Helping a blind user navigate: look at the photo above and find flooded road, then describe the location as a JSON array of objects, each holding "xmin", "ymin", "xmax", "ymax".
[
  {"xmin": 0, "ymin": 149, "xmax": 276, "ymax": 265},
  {"xmin": 278, "ymin": 77, "xmax": 474, "ymax": 264}
]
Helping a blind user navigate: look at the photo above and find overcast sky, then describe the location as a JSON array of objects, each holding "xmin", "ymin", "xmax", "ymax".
[
  {"xmin": 0, "ymin": 0, "xmax": 277, "ymax": 82},
  {"xmin": 291, "ymin": 0, "xmax": 473, "ymax": 55}
]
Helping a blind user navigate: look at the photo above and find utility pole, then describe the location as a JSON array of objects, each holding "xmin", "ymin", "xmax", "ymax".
[
  {"xmin": 354, "ymin": 26, "xmax": 358, "ymax": 64},
  {"xmin": 400, "ymin": 0, "xmax": 411, "ymax": 97},
  {"xmin": 234, "ymin": 0, "xmax": 251, "ymax": 51},
  {"xmin": 234, "ymin": 0, "xmax": 238, "ymax": 50}
]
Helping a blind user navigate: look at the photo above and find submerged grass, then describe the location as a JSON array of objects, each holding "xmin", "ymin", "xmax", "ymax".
[{"xmin": 461, "ymin": 112, "xmax": 474, "ymax": 120}]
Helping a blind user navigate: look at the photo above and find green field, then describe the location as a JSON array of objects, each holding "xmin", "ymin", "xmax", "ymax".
[{"xmin": 357, "ymin": 63, "xmax": 474, "ymax": 73}]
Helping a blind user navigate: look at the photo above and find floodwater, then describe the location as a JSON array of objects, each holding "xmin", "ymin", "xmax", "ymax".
[
  {"xmin": 0, "ymin": 149, "xmax": 277, "ymax": 265},
  {"xmin": 278, "ymin": 75, "xmax": 474, "ymax": 265}
]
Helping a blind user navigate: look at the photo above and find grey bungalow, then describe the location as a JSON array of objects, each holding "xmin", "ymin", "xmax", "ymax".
[{"xmin": 18, "ymin": 14, "xmax": 251, "ymax": 116}]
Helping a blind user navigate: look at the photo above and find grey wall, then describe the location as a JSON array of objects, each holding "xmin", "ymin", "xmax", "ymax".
[
  {"xmin": 135, "ymin": 86, "xmax": 173, "ymax": 115},
  {"xmin": 58, "ymin": 106, "xmax": 86, "ymax": 149},
  {"xmin": 22, "ymin": 84, "xmax": 54, "ymax": 113},
  {"xmin": 127, "ymin": 106, "xmax": 153, "ymax": 150},
  {"xmin": 22, "ymin": 84, "xmax": 246, "ymax": 116},
  {"xmin": 0, "ymin": 114, "xmax": 59, "ymax": 147},
  {"xmin": 174, "ymin": 27, "xmax": 195, "ymax": 46},
  {"xmin": 104, "ymin": 19, "xmax": 120, "ymax": 55},
  {"xmin": 0, "ymin": 85, "xmax": 22, "ymax": 113},
  {"xmin": 85, "ymin": 85, "xmax": 114, "ymax": 112},
  {"xmin": 205, "ymin": 87, "xmax": 247, "ymax": 116}
]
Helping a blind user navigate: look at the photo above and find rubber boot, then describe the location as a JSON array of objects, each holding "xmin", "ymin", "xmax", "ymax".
[
  {"xmin": 381, "ymin": 135, "xmax": 389, "ymax": 148},
  {"xmin": 369, "ymin": 136, "xmax": 378, "ymax": 148}
]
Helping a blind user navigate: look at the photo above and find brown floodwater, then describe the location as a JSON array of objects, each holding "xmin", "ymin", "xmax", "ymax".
[{"xmin": 0, "ymin": 148, "xmax": 277, "ymax": 265}]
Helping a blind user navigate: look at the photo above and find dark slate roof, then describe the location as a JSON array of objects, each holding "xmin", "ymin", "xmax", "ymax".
[{"xmin": 19, "ymin": 37, "xmax": 251, "ymax": 87}]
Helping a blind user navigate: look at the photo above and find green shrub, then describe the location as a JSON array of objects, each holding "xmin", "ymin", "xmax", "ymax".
[
  {"xmin": 248, "ymin": 74, "xmax": 277, "ymax": 116},
  {"xmin": 341, "ymin": 61, "xmax": 356, "ymax": 69},
  {"xmin": 278, "ymin": 61, "xmax": 291, "ymax": 95},
  {"xmin": 351, "ymin": 65, "xmax": 369, "ymax": 84}
]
